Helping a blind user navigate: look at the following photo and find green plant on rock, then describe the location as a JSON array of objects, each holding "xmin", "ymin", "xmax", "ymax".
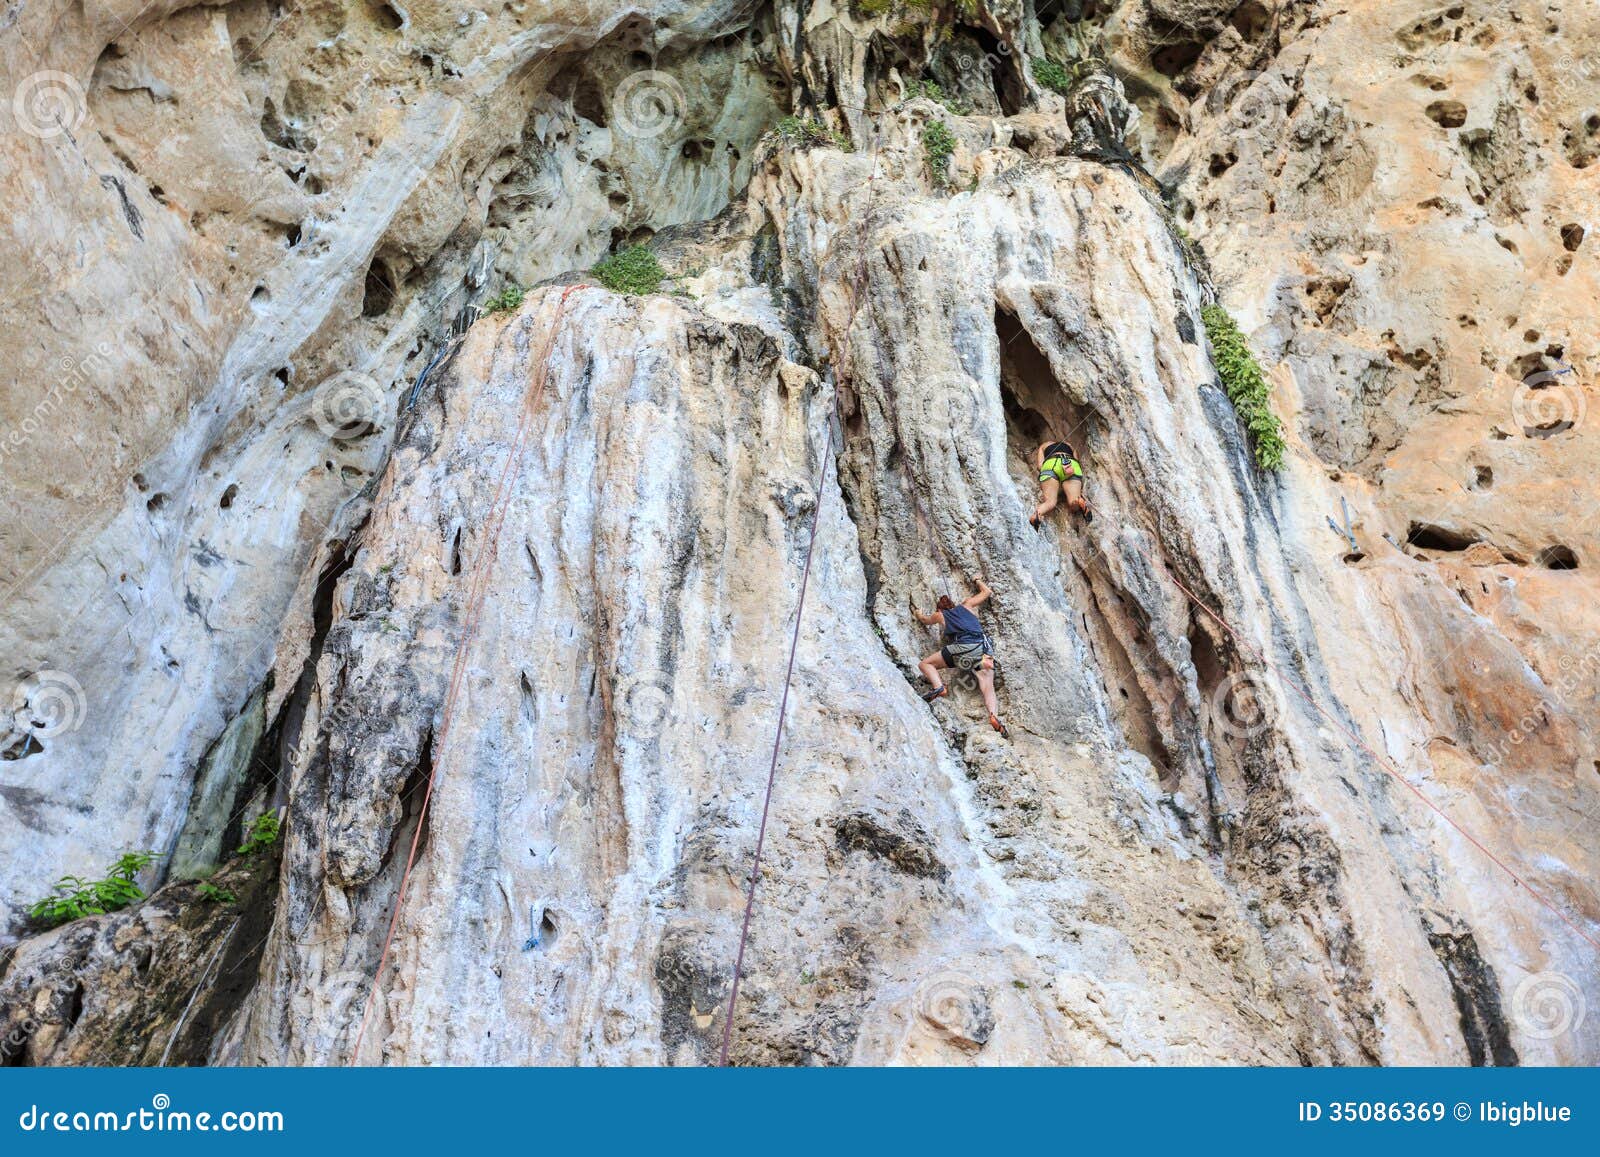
[
  {"xmin": 593, "ymin": 245, "xmax": 664, "ymax": 296},
  {"xmin": 906, "ymin": 78, "xmax": 970, "ymax": 115},
  {"xmin": 775, "ymin": 115, "xmax": 853, "ymax": 153},
  {"xmin": 922, "ymin": 118, "xmax": 957, "ymax": 186},
  {"xmin": 853, "ymin": 0, "xmax": 895, "ymax": 15},
  {"xmin": 1031, "ymin": 57, "xmax": 1073, "ymax": 96},
  {"xmin": 237, "ymin": 812, "xmax": 282, "ymax": 858},
  {"xmin": 482, "ymin": 285, "xmax": 525, "ymax": 314},
  {"xmin": 1201, "ymin": 304, "xmax": 1287, "ymax": 471},
  {"xmin": 197, "ymin": 882, "xmax": 238, "ymax": 905},
  {"xmin": 28, "ymin": 852, "xmax": 156, "ymax": 928}
]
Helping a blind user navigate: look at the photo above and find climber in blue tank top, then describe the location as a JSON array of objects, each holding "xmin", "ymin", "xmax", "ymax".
[{"xmin": 911, "ymin": 572, "xmax": 1008, "ymax": 738}]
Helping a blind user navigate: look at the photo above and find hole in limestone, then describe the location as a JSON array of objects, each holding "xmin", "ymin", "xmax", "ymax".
[
  {"xmin": 147, "ymin": 492, "xmax": 168, "ymax": 513},
  {"xmin": 220, "ymin": 483, "xmax": 239, "ymax": 509},
  {"xmin": 2, "ymin": 733, "xmax": 44, "ymax": 761},
  {"xmin": 1473, "ymin": 464, "xmax": 1493, "ymax": 489},
  {"xmin": 250, "ymin": 285, "xmax": 271, "ymax": 312},
  {"xmin": 539, "ymin": 908, "xmax": 559, "ymax": 949},
  {"xmin": 1536, "ymin": 545, "xmax": 1579, "ymax": 570},
  {"xmin": 1406, "ymin": 521, "xmax": 1478, "ymax": 552},
  {"xmin": 1230, "ymin": 0, "xmax": 1273, "ymax": 40},
  {"xmin": 61, "ymin": 983, "xmax": 85, "ymax": 1030},
  {"xmin": 1560, "ymin": 223, "xmax": 1586, "ymax": 251},
  {"xmin": 448, "ymin": 526, "xmax": 463, "ymax": 576},
  {"xmin": 362, "ymin": 258, "xmax": 397, "ymax": 317},
  {"xmin": 368, "ymin": 0, "xmax": 404, "ymax": 31},
  {"xmin": 993, "ymin": 306, "xmax": 1097, "ymax": 465}
]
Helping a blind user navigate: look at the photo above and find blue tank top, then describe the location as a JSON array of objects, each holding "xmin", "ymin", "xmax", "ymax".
[{"xmin": 941, "ymin": 604, "xmax": 985, "ymax": 645}]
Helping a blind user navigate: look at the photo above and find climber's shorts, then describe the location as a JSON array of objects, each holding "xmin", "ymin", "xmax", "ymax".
[
  {"xmin": 941, "ymin": 641, "xmax": 991, "ymax": 672},
  {"xmin": 1039, "ymin": 456, "xmax": 1084, "ymax": 485}
]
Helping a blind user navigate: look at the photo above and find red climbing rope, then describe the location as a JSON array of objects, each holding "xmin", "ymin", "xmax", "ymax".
[
  {"xmin": 1086, "ymin": 497, "xmax": 1600, "ymax": 955},
  {"xmin": 352, "ymin": 284, "xmax": 583, "ymax": 1062}
]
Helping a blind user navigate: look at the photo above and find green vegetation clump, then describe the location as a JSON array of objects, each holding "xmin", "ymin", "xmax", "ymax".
[
  {"xmin": 29, "ymin": 852, "xmax": 156, "ymax": 928},
  {"xmin": 197, "ymin": 882, "xmax": 238, "ymax": 905},
  {"xmin": 594, "ymin": 245, "xmax": 665, "ymax": 296},
  {"xmin": 237, "ymin": 812, "xmax": 283, "ymax": 858},
  {"xmin": 1031, "ymin": 57, "xmax": 1073, "ymax": 96},
  {"xmin": 482, "ymin": 285, "xmax": 525, "ymax": 314},
  {"xmin": 775, "ymin": 116, "xmax": 854, "ymax": 152},
  {"xmin": 1201, "ymin": 304, "xmax": 1287, "ymax": 471},
  {"xmin": 853, "ymin": 0, "xmax": 895, "ymax": 15},
  {"xmin": 922, "ymin": 118, "xmax": 957, "ymax": 185},
  {"xmin": 906, "ymin": 78, "xmax": 970, "ymax": 115}
]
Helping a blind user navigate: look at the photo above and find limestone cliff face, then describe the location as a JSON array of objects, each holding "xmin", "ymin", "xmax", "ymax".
[{"xmin": 0, "ymin": 1, "xmax": 1595, "ymax": 1066}]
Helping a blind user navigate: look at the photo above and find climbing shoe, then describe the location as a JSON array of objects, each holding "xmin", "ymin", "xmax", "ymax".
[
  {"xmin": 922, "ymin": 685, "xmax": 949, "ymax": 702},
  {"xmin": 1069, "ymin": 497, "xmax": 1092, "ymax": 521},
  {"xmin": 989, "ymin": 714, "xmax": 1009, "ymax": 738}
]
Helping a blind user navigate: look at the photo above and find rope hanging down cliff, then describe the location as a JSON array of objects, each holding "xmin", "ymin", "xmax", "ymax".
[
  {"xmin": 717, "ymin": 105, "xmax": 917, "ymax": 1065},
  {"xmin": 351, "ymin": 284, "xmax": 585, "ymax": 1061}
]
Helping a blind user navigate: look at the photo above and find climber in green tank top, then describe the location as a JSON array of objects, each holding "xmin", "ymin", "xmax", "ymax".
[{"xmin": 1031, "ymin": 438, "xmax": 1089, "ymax": 526}]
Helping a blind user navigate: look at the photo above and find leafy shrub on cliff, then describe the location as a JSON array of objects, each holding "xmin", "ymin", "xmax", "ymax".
[
  {"xmin": 775, "ymin": 116, "xmax": 853, "ymax": 152},
  {"xmin": 237, "ymin": 812, "xmax": 282, "ymax": 857},
  {"xmin": 483, "ymin": 285, "xmax": 525, "ymax": 313},
  {"xmin": 1031, "ymin": 58, "xmax": 1073, "ymax": 96},
  {"xmin": 1201, "ymin": 305, "xmax": 1286, "ymax": 471},
  {"xmin": 906, "ymin": 78, "xmax": 970, "ymax": 115},
  {"xmin": 29, "ymin": 852, "xmax": 156, "ymax": 928},
  {"xmin": 594, "ymin": 246, "xmax": 664, "ymax": 295},
  {"xmin": 922, "ymin": 119, "xmax": 957, "ymax": 186}
]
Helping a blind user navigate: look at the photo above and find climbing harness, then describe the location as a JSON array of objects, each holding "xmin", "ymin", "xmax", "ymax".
[
  {"xmin": 1079, "ymin": 493, "xmax": 1600, "ymax": 955},
  {"xmin": 352, "ymin": 284, "xmax": 585, "ymax": 1060}
]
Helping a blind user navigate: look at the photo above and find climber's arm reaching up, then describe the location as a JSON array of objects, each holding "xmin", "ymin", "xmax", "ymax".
[
  {"xmin": 910, "ymin": 595, "xmax": 944, "ymax": 627},
  {"xmin": 963, "ymin": 572, "xmax": 991, "ymax": 610}
]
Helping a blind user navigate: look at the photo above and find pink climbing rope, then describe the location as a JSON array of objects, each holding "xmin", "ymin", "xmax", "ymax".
[{"xmin": 352, "ymin": 285, "xmax": 583, "ymax": 1062}]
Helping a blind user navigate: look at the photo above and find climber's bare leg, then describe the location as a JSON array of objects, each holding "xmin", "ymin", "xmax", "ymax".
[
  {"xmin": 1064, "ymin": 476, "xmax": 1087, "ymax": 514},
  {"xmin": 976, "ymin": 656, "xmax": 1000, "ymax": 716},
  {"xmin": 1033, "ymin": 477, "xmax": 1060, "ymax": 525},
  {"xmin": 919, "ymin": 652, "xmax": 948, "ymax": 692}
]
